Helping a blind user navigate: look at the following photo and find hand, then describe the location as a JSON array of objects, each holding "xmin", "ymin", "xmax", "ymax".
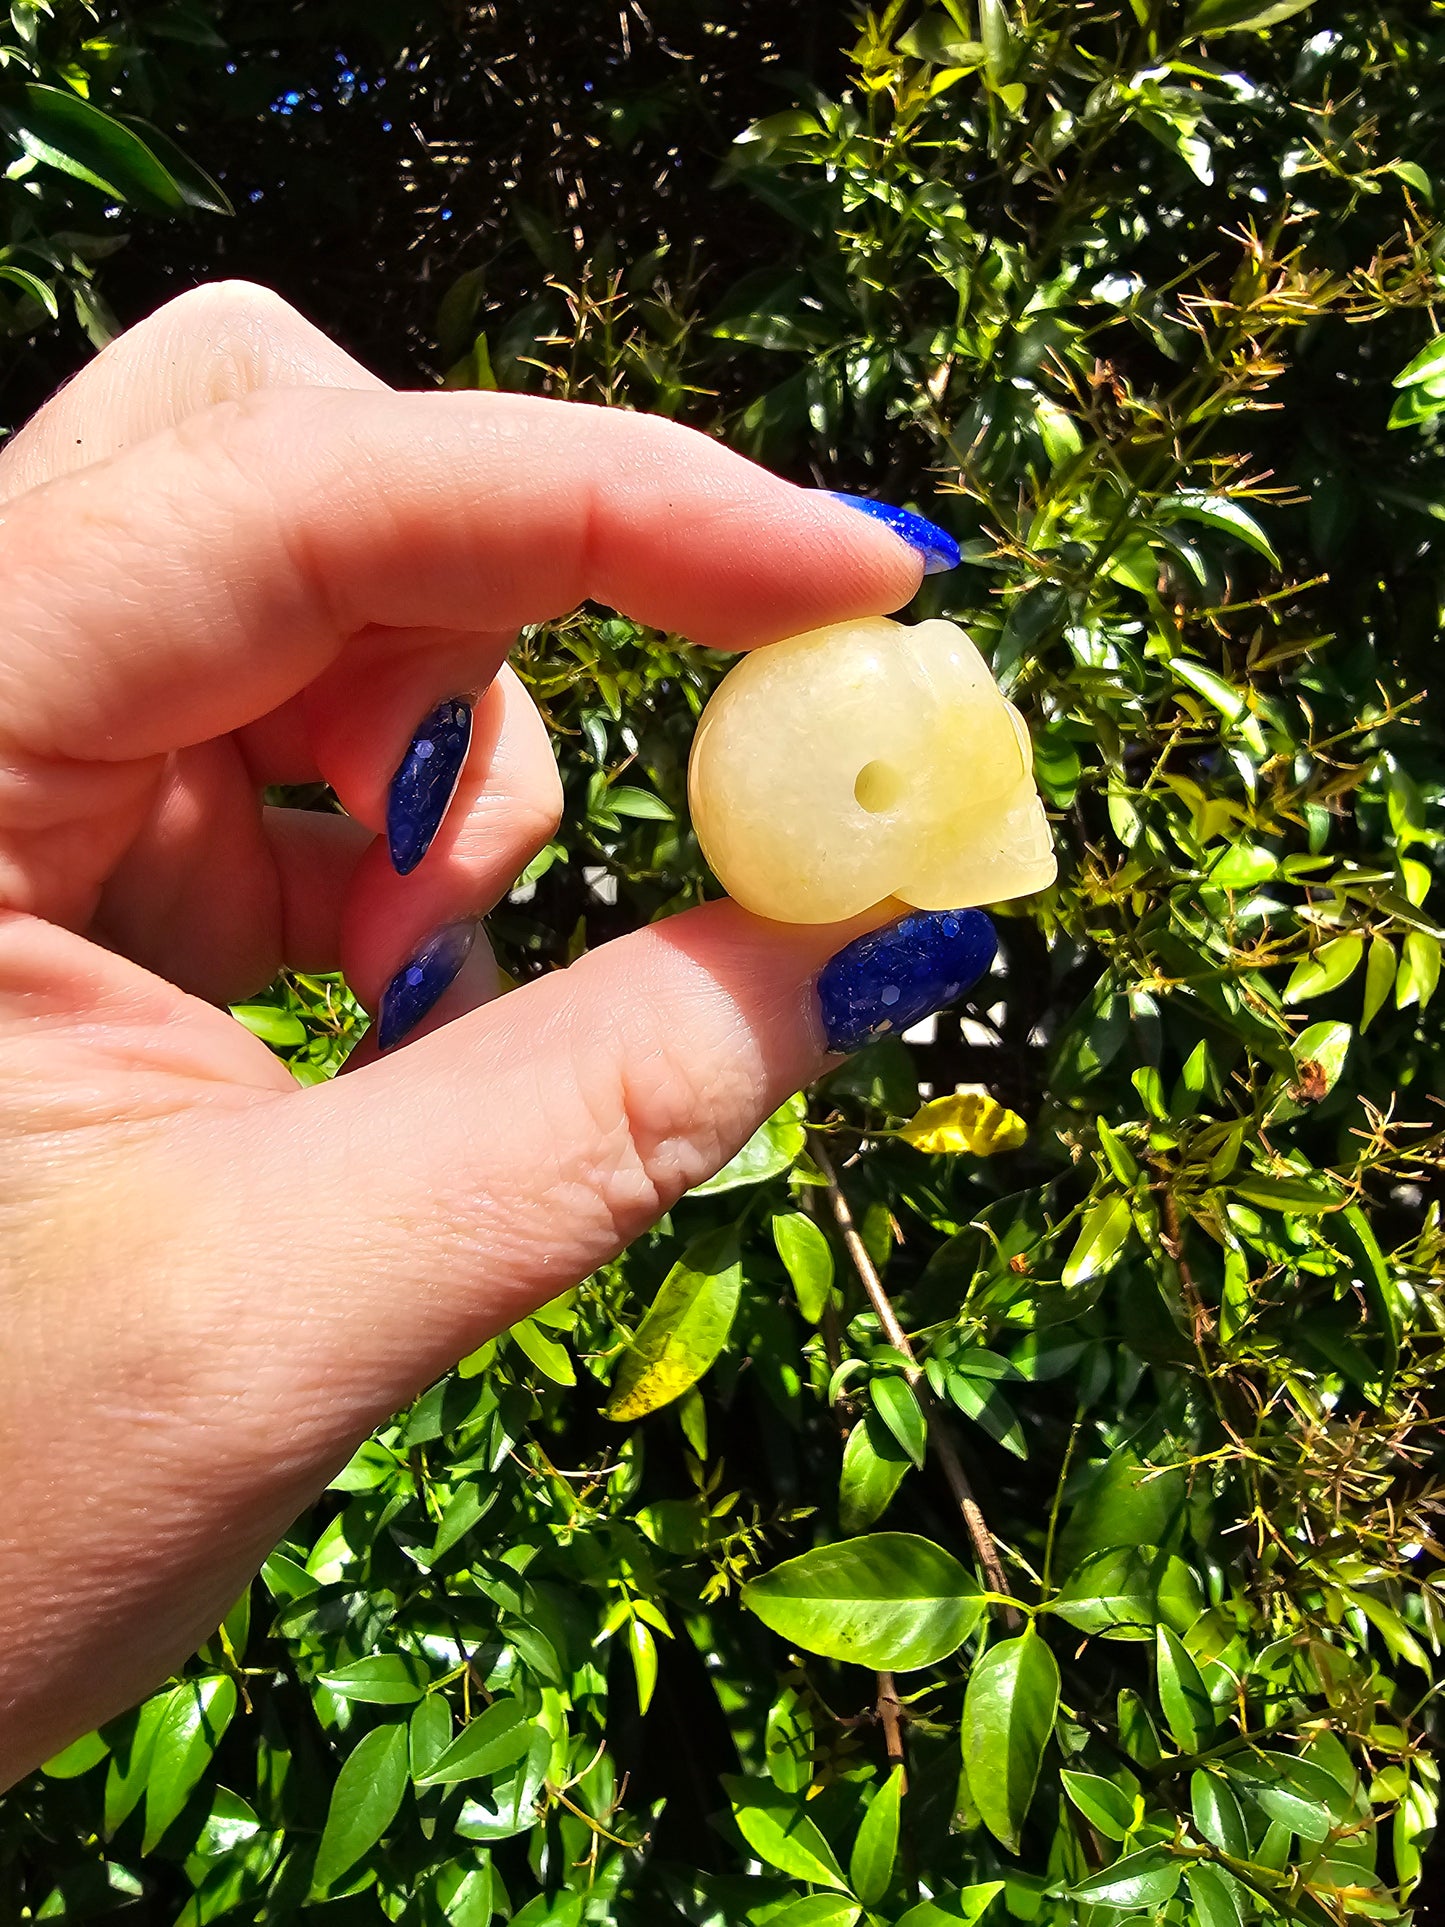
[{"xmin": 0, "ymin": 282, "xmax": 930, "ymax": 1784}]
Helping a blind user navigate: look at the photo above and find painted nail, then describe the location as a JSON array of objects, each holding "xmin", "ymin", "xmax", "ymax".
[
  {"xmin": 818, "ymin": 908, "xmax": 997, "ymax": 1054},
  {"xmin": 827, "ymin": 493, "xmax": 961, "ymax": 575},
  {"xmin": 377, "ymin": 921, "xmax": 477, "ymax": 1053},
  {"xmin": 387, "ymin": 698, "xmax": 474, "ymax": 876}
]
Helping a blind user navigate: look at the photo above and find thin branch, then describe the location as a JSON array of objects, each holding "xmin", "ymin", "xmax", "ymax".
[
  {"xmin": 809, "ymin": 1131, "xmax": 1022, "ymax": 1629},
  {"xmin": 875, "ymin": 1672, "xmax": 907, "ymax": 1787}
]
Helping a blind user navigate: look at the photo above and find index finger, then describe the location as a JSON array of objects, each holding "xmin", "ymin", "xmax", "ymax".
[{"xmin": 0, "ymin": 387, "xmax": 924, "ymax": 761}]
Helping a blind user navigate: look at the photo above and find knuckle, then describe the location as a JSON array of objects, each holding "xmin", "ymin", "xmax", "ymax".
[
  {"xmin": 522, "ymin": 752, "xmax": 565, "ymax": 842},
  {"xmin": 156, "ymin": 281, "xmax": 309, "ymax": 401},
  {"xmin": 578, "ymin": 1008, "xmax": 736, "ymax": 1246}
]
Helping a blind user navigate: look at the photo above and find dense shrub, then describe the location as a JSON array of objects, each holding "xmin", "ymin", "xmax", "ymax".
[{"xmin": 2, "ymin": 3, "xmax": 1443, "ymax": 1922}]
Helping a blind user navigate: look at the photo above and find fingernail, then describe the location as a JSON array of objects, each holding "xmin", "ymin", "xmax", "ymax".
[
  {"xmin": 387, "ymin": 698, "xmax": 474, "ymax": 875},
  {"xmin": 818, "ymin": 909, "xmax": 997, "ymax": 1054},
  {"xmin": 826, "ymin": 493, "xmax": 961, "ymax": 575},
  {"xmin": 377, "ymin": 921, "xmax": 477, "ymax": 1053}
]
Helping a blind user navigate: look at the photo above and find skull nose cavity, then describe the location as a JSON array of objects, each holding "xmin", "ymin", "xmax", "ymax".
[{"xmin": 853, "ymin": 759, "xmax": 905, "ymax": 814}]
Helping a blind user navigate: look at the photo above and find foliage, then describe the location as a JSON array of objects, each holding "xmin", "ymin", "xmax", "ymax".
[{"xmin": 4, "ymin": 1, "xmax": 1445, "ymax": 1922}]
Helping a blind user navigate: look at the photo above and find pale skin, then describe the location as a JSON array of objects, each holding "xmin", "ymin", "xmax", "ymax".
[{"xmin": 0, "ymin": 282, "xmax": 923, "ymax": 1788}]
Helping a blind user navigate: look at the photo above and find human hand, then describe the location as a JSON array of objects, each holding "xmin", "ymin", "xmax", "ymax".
[{"xmin": 0, "ymin": 282, "xmax": 985, "ymax": 1784}]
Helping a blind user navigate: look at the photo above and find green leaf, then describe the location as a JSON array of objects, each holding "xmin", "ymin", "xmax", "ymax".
[
  {"xmin": 1070, "ymin": 1846, "xmax": 1183, "ymax": 1906},
  {"xmin": 720, "ymin": 1776, "xmax": 849, "ymax": 1890},
  {"xmin": 1393, "ymin": 335, "xmax": 1445, "ymax": 389},
  {"xmin": 1283, "ymin": 935, "xmax": 1363, "ymax": 1004},
  {"xmin": 606, "ymin": 783, "xmax": 675, "ymax": 820},
  {"xmin": 1189, "ymin": 0, "xmax": 1315, "ymax": 31},
  {"xmin": 1338, "ymin": 1203, "xmax": 1404, "ymax": 1382},
  {"xmin": 0, "ymin": 84, "xmax": 192, "ymax": 212},
  {"xmin": 311, "ymin": 1722, "xmax": 409, "ymax": 1894},
  {"xmin": 769, "ymin": 1900, "xmax": 862, "ymax": 1927},
  {"xmin": 743, "ymin": 1532, "xmax": 984, "ymax": 1671},
  {"xmin": 1231, "ymin": 1171, "xmax": 1342, "ymax": 1214},
  {"xmin": 1225, "ymin": 1751, "xmax": 1348, "ymax": 1842},
  {"xmin": 1170, "ymin": 656, "xmax": 1247, "ymax": 723},
  {"xmin": 41, "ymin": 1729, "xmax": 109, "ymax": 1779},
  {"xmin": 318, "ymin": 1655, "xmax": 432, "ymax": 1706},
  {"xmin": 1165, "ymin": 493, "xmax": 1279, "ymax": 566},
  {"xmin": 764, "ymin": 1685, "xmax": 816, "ymax": 1795},
  {"xmin": 773, "ymin": 1211, "xmax": 834, "ymax": 1323},
  {"xmin": 690, "ymin": 1093, "xmax": 807, "ymax": 1194},
  {"xmin": 606, "ymin": 1224, "xmax": 743, "ymax": 1420},
  {"xmin": 510, "ymin": 1316, "xmax": 576, "ymax": 1387},
  {"xmin": 947, "ymin": 1372, "xmax": 1027, "ymax": 1459},
  {"xmin": 1192, "ymin": 1769, "xmax": 1248, "ymax": 1855},
  {"xmin": 962, "ymin": 1627, "xmax": 1059, "ymax": 1852},
  {"xmin": 1156, "ymin": 1626, "xmax": 1215, "ymax": 1752},
  {"xmin": 1052, "ymin": 1546, "xmax": 1201, "ymax": 1641},
  {"xmin": 869, "ymin": 1375, "xmax": 928, "ymax": 1468},
  {"xmin": 0, "ymin": 263, "xmax": 58, "ymax": 317},
  {"xmin": 433, "ymin": 1480, "xmax": 498, "ymax": 1561},
  {"xmin": 231, "ymin": 1003, "xmax": 307, "ymax": 1046},
  {"xmin": 413, "ymin": 1698, "xmax": 535, "ymax": 1786},
  {"xmin": 1210, "ymin": 842, "xmax": 1277, "ymax": 889},
  {"xmin": 1061, "ymin": 1195, "xmax": 1133, "ymax": 1289},
  {"xmin": 629, "ymin": 1617, "xmax": 659, "ymax": 1714},
  {"xmin": 1287, "ymin": 932, "xmax": 1371, "ymax": 1009},
  {"xmin": 1057, "ymin": 1452, "xmax": 1186, "ymax": 1570},
  {"xmin": 142, "ymin": 1676, "xmax": 237, "ymax": 1853},
  {"xmin": 410, "ymin": 1694, "xmax": 452, "ymax": 1781},
  {"xmin": 838, "ymin": 1412, "xmax": 911, "ymax": 1533},
  {"xmin": 104, "ymin": 1690, "xmax": 176, "ymax": 1833},
  {"xmin": 894, "ymin": 1885, "xmax": 1005, "ymax": 1925},
  {"xmin": 1396, "ymin": 928, "xmax": 1440, "ymax": 1010},
  {"xmin": 977, "ymin": 0, "xmax": 1015, "ymax": 85},
  {"xmin": 1060, "ymin": 1770, "xmax": 1136, "ymax": 1841},
  {"xmin": 1185, "ymin": 1862, "xmax": 1245, "ymax": 1927},
  {"xmin": 849, "ymin": 1766, "xmax": 903, "ymax": 1906},
  {"xmin": 115, "ymin": 113, "xmax": 232, "ymax": 214}
]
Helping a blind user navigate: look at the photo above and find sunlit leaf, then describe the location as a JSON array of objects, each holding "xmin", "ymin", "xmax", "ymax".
[
  {"xmin": 849, "ymin": 1766, "xmax": 903, "ymax": 1905},
  {"xmin": 962, "ymin": 1628, "xmax": 1059, "ymax": 1852},
  {"xmin": 1061, "ymin": 1196, "xmax": 1134, "ymax": 1290},
  {"xmin": 772, "ymin": 1210, "xmax": 834, "ymax": 1322},
  {"xmin": 606, "ymin": 1224, "xmax": 743, "ymax": 1420},
  {"xmin": 690, "ymin": 1093, "xmax": 807, "ymax": 1194},
  {"xmin": 744, "ymin": 1533, "xmax": 983, "ymax": 1671},
  {"xmin": 896, "ymin": 1088, "xmax": 1026, "ymax": 1156},
  {"xmin": 311, "ymin": 1722, "xmax": 408, "ymax": 1894},
  {"xmin": 720, "ymin": 1776, "xmax": 849, "ymax": 1890}
]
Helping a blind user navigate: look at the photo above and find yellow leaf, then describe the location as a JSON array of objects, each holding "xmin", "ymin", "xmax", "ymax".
[{"xmin": 897, "ymin": 1088, "xmax": 1027, "ymax": 1157}]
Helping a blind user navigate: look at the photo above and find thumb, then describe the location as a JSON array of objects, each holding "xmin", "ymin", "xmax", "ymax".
[{"xmin": 212, "ymin": 900, "xmax": 994, "ymax": 1439}]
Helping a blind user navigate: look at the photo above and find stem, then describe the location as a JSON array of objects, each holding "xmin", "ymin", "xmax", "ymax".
[
  {"xmin": 809, "ymin": 1131, "xmax": 1022, "ymax": 1629},
  {"xmin": 1042, "ymin": 1413, "xmax": 1082, "ymax": 1594},
  {"xmin": 876, "ymin": 1671, "xmax": 908, "ymax": 1788}
]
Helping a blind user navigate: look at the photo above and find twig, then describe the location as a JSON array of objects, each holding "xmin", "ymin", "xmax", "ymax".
[
  {"xmin": 875, "ymin": 1672, "xmax": 907, "ymax": 1788},
  {"xmin": 1159, "ymin": 1188, "xmax": 1215, "ymax": 1350},
  {"xmin": 809, "ymin": 1131, "xmax": 1022, "ymax": 1629}
]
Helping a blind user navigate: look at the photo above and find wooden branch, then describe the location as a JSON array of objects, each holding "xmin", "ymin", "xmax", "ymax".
[
  {"xmin": 809, "ymin": 1131, "xmax": 1022, "ymax": 1630},
  {"xmin": 875, "ymin": 1671, "xmax": 907, "ymax": 1787}
]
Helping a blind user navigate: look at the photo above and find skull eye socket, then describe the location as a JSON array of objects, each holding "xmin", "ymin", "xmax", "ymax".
[{"xmin": 853, "ymin": 760, "xmax": 905, "ymax": 814}]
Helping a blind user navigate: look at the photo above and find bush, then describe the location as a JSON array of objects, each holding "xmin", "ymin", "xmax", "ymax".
[{"xmin": 2, "ymin": 3, "xmax": 1443, "ymax": 1922}]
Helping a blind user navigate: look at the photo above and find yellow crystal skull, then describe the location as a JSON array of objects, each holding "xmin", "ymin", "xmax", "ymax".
[{"xmin": 687, "ymin": 616, "xmax": 1056, "ymax": 925}]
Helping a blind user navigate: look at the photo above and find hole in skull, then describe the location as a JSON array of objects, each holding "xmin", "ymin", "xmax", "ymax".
[{"xmin": 853, "ymin": 759, "xmax": 905, "ymax": 814}]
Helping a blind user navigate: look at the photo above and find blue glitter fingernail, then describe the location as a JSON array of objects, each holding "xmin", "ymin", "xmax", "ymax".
[
  {"xmin": 387, "ymin": 697, "xmax": 474, "ymax": 876},
  {"xmin": 818, "ymin": 909, "xmax": 996, "ymax": 1054},
  {"xmin": 377, "ymin": 921, "xmax": 477, "ymax": 1052},
  {"xmin": 826, "ymin": 494, "xmax": 961, "ymax": 575}
]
